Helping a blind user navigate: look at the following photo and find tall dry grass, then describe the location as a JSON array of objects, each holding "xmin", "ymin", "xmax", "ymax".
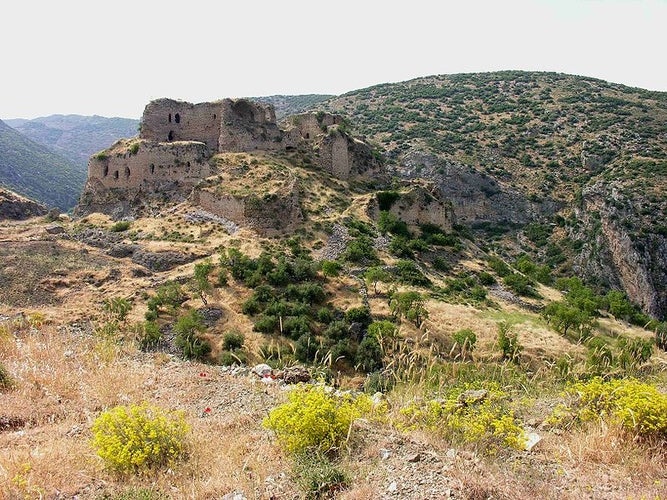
[{"xmin": 0, "ymin": 318, "xmax": 297, "ymax": 499}]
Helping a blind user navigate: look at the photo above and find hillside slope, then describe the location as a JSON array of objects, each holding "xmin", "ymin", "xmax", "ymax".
[
  {"xmin": 0, "ymin": 186, "xmax": 47, "ymax": 220},
  {"xmin": 4, "ymin": 114, "xmax": 139, "ymax": 166},
  {"xmin": 250, "ymin": 94, "xmax": 334, "ymax": 120},
  {"xmin": 314, "ymin": 71, "xmax": 667, "ymax": 319},
  {"xmin": 0, "ymin": 119, "xmax": 86, "ymax": 210}
]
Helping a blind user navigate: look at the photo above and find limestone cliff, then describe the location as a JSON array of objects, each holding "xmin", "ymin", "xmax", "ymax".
[{"xmin": 574, "ymin": 181, "xmax": 667, "ymax": 320}]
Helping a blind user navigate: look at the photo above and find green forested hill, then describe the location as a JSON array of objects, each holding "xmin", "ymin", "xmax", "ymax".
[
  {"xmin": 313, "ymin": 71, "xmax": 667, "ymax": 319},
  {"xmin": 250, "ymin": 94, "xmax": 334, "ymax": 120},
  {"xmin": 4, "ymin": 114, "xmax": 139, "ymax": 167},
  {"xmin": 0, "ymin": 119, "xmax": 86, "ymax": 210}
]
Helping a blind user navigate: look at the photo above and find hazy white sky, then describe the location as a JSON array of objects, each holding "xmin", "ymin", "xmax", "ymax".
[{"xmin": 2, "ymin": 0, "xmax": 665, "ymax": 119}]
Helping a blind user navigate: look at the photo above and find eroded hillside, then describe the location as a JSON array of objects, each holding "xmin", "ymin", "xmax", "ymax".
[{"xmin": 312, "ymin": 71, "xmax": 667, "ymax": 320}]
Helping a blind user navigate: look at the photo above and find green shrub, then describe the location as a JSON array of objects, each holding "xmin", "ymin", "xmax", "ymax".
[
  {"xmin": 548, "ymin": 377, "xmax": 667, "ymax": 438},
  {"xmin": 103, "ymin": 296, "xmax": 132, "ymax": 322},
  {"xmin": 376, "ymin": 191, "xmax": 401, "ymax": 211},
  {"xmin": 399, "ymin": 384, "xmax": 526, "ymax": 452},
  {"xmin": 320, "ymin": 260, "xmax": 342, "ymax": 277},
  {"xmin": 487, "ymin": 256, "xmax": 511, "ymax": 277},
  {"xmin": 363, "ymin": 370, "xmax": 395, "ymax": 394},
  {"xmin": 616, "ymin": 337, "xmax": 653, "ymax": 372},
  {"xmin": 367, "ymin": 320, "xmax": 398, "ymax": 341},
  {"xmin": 136, "ymin": 321, "xmax": 162, "ymax": 351},
  {"xmin": 657, "ymin": 322, "xmax": 667, "ymax": 351},
  {"xmin": 378, "ymin": 211, "xmax": 410, "ymax": 237},
  {"xmin": 110, "ymin": 220, "xmax": 131, "ymax": 232},
  {"xmin": 91, "ymin": 403, "xmax": 189, "ymax": 473},
  {"xmin": 432, "ymin": 257, "xmax": 450, "ymax": 272},
  {"xmin": 503, "ymin": 273, "xmax": 539, "ymax": 298},
  {"xmin": 218, "ymin": 349, "xmax": 248, "ymax": 366},
  {"xmin": 497, "ymin": 322, "xmax": 522, "ymax": 362},
  {"xmin": 356, "ymin": 335, "xmax": 383, "ymax": 372},
  {"xmin": 394, "ymin": 260, "xmax": 431, "ymax": 287},
  {"xmin": 295, "ymin": 334, "xmax": 320, "ymax": 362},
  {"xmin": 344, "ymin": 306, "xmax": 372, "ymax": 329},
  {"xmin": 586, "ymin": 337, "xmax": 614, "ymax": 375},
  {"xmin": 145, "ymin": 282, "xmax": 186, "ymax": 318},
  {"xmin": 452, "ymin": 328, "xmax": 477, "ymax": 359},
  {"xmin": 263, "ymin": 385, "xmax": 371, "ymax": 454},
  {"xmin": 174, "ymin": 310, "xmax": 210, "ymax": 360},
  {"xmin": 292, "ymin": 452, "xmax": 349, "ymax": 499},
  {"xmin": 223, "ymin": 330, "xmax": 245, "ymax": 351},
  {"xmin": 478, "ymin": 271, "xmax": 496, "ymax": 286}
]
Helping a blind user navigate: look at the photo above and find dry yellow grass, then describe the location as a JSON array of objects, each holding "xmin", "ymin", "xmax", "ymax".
[{"xmin": 0, "ymin": 321, "xmax": 298, "ymax": 499}]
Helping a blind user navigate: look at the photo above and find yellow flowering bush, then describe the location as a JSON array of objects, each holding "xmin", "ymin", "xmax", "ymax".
[
  {"xmin": 263, "ymin": 385, "xmax": 372, "ymax": 454},
  {"xmin": 399, "ymin": 385, "xmax": 526, "ymax": 452},
  {"xmin": 548, "ymin": 377, "xmax": 667, "ymax": 438},
  {"xmin": 92, "ymin": 403, "xmax": 190, "ymax": 473}
]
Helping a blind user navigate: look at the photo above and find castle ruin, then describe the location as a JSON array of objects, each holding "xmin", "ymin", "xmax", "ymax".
[{"xmin": 75, "ymin": 97, "xmax": 384, "ymax": 226}]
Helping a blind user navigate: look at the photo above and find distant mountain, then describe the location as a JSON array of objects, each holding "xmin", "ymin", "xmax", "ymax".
[
  {"xmin": 0, "ymin": 119, "xmax": 85, "ymax": 210},
  {"xmin": 4, "ymin": 114, "xmax": 139, "ymax": 167},
  {"xmin": 249, "ymin": 94, "xmax": 334, "ymax": 120}
]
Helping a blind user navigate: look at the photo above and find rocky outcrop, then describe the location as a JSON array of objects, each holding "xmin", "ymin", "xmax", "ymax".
[
  {"xmin": 367, "ymin": 184, "xmax": 454, "ymax": 231},
  {"xmin": 574, "ymin": 181, "xmax": 667, "ymax": 320},
  {"xmin": 395, "ymin": 149, "xmax": 559, "ymax": 225},
  {"xmin": 0, "ymin": 188, "xmax": 48, "ymax": 220}
]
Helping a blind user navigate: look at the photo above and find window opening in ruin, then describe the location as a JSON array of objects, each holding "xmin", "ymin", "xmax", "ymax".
[
  {"xmin": 168, "ymin": 130, "xmax": 174, "ymax": 141},
  {"xmin": 305, "ymin": 133, "xmax": 310, "ymax": 139},
  {"xmin": 168, "ymin": 113, "xmax": 172, "ymax": 123},
  {"xmin": 114, "ymin": 170, "xmax": 119, "ymax": 179},
  {"xmin": 175, "ymin": 113, "xmax": 180, "ymax": 124},
  {"xmin": 103, "ymin": 165, "xmax": 109, "ymax": 177},
  {"xmin": 150, "ymin": 164, "xmax": 155, "ymax": 174},
  {"xmin": 213, "ymin": 114, "xmax": 217, "ymax": 119},
  {"xmin": 125, "ymin": 166, "xmax": 131, "ymax": 178}
]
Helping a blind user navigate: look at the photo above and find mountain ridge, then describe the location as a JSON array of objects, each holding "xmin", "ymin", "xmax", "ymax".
[{"xmin": 0, "ymin": 118, "xmax": 85, "ymax": 210}]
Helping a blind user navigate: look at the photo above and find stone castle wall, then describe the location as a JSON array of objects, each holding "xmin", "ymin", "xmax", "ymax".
[
  {"xmin": 367, "ymin": 186, "xmax": 454, "ymax": 231},
  {"xmin": 88, "ymin": 140, "xmax": 212, "ymax": 191},
  {"xmin": 140, "ymin": 99, "xmax": 223, "ymax": 150},
  {"xmin": 217, "ymin": 99, "xmax": 285, "ymax": 152}
]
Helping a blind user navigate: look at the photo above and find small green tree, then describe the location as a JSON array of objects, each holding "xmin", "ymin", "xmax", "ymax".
[
  {"xmin": 543, "ymin": 301, "xmax": 595, "ymax": 341},
  {"xmin": 365, "ymin": 266, "xmax": 392, "ymax": 295},
  {"xmin": 389, "ymin": 291, "xmax": 429, "ymax": 328},
  {"xmin": 174, "ymin": 310, "xmax": 210, "ymax": 360},
  {"xmin": 191, "ymin": 259, "xmax": 214, "ymax": 305},
  {"xmin": 497, "ymin": 322, "xmax": 522, "ymax": 363},
  {"xmin": 451, "ymin": 328, "xmax": 477, "ymax": 360}
]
